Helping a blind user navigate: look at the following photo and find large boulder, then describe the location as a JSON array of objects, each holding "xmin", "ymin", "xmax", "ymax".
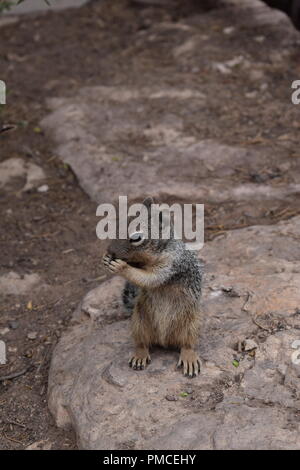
[
  {"xmin": 40, "ymin": 0, "xmax": 300, "ymax": 229},
  {"xmin": 48, "ymin": 216, "xmax": 300, "ymax": 449},
  {"xmin": 41, "ymin": 87, "xmax": 300, "ymax": 208},
  {"xmin": 45, "ymin": 0, "xmax": 300, "ymax": 449}
]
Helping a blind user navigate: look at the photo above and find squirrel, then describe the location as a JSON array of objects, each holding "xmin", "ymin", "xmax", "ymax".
[{"xmin": 102, "ymin": 197, "xmax": 203, "ymax": 378}]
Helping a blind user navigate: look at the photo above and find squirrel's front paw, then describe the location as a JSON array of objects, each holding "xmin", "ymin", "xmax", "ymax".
[
  {"xmin": 103, "ymin": 254, "xmax": 127, "ymax": 274},
  {"xmin": 177, "ymin": 348, "xmax": 201, "ymax": 378}
]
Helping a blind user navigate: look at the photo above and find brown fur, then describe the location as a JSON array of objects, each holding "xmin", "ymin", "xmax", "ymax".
[
  {"xmin": 102, "ymin": 197, "xmax": 202, "ymax": 377},
  {"xmin": 103, "ymin": 254, "xmax": 202, "ymax": 377}
]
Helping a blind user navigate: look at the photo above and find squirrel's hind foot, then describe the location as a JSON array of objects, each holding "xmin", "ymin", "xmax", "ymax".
[
  {"xmin": 177, "ymin": 348, "xmax": 201, "ymax": 378},
  {"xmin": 129, "ymin": 347, "xmax": 151, "ymax": 370}
]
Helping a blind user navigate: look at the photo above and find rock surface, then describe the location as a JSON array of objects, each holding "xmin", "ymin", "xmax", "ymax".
[
  {"xmin": 41, "ymin": 88, "xmax": 300, "ymax": 208},
  {"xmin": 2, "ymin": 0, "xmax": 87, "ymax": 16},
  {"xmin": 0, "ymin": 271, "xmax": 42, "ymax": 296},
  {"xmin": 41, "ymin": 0, "xmax": 300, "ymax": 218},
  {"xmin": 48, "ymin": 216, "xmax": 300, "ymax": 449},
  {"xmin": 45, "ymin": 0, "xmax": 300, "ymax": 450},
  {"xmin": 0, "ymin": 158, "xmax": 45, "ymax": 192}
]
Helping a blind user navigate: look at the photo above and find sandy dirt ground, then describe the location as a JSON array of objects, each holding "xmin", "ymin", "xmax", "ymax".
[{"xmin": 0, "ymin": 0, "xmax": 299, "ymax": 449}]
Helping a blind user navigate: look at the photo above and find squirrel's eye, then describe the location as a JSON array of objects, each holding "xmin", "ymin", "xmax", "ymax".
[{"xmin": 129, "ymin": 232, "xmax": 144, "ymax": 246}]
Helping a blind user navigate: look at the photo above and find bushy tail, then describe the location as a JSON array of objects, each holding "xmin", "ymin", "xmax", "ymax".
[{"xmin": 122, "ymin": 281, "xmax": 139, "ymax": 313}]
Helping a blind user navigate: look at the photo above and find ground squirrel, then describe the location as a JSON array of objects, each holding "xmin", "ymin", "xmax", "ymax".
[{"xmin": 103, "ymin": 197, "xmax": 203, "ymax": 377}]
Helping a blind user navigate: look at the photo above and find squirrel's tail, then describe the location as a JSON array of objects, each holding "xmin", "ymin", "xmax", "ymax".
[{"xmin": 122, "ymin": 281, "xmax": 139, "ymax": 313}]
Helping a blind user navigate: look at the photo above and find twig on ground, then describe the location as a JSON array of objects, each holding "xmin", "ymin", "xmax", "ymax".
[
  {"xmin": 35, "ymin": 344, "xmax": 51, "ymax": 377},
  {"xmin": 0, "ymin": 366, "xmax": 30, "ymax": 382},
  {"xmin": 242, "ymin": 291, "xmax": 252, "ymax": 312},
  {"xmin": 252, "ymin": 315, "xmax": 270, "ymax": 331},
  {"xmin": 5, "ymin": 420, "xmax": 26, "ymax": 429},
  {"xmin": 3, "ymin": 432, "xmax": 24, "ymax": 445}
]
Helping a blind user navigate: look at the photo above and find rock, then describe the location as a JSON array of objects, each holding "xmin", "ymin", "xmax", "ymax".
[
  {"xmin": 223, "ymin": 26, "xmax": 235, "ymax": 34},
  {"xmin": 0, "ymin": 271, "xmax": 42, "ymax": 296},
  {"xmin": 3, "ymin": 0, "xmax": 88, "ymax": 16},
  {"xmin": 72, "ymin": 276, "xmax": 127, "ymax": 324},
  {"xmin": 45, "ymin": 0, "xmax": 300, "ymax": 450},
  {"xmin": 225, "ymin": 0, "xmax": 291, "ymax": 27},
  {"xmin": 214, "ymin": 400, "xmax": 300, "ymax": 450},
  {"xmin": 173, "ymin": 38, "xmax": 198, "ymax": 58},
  {"xmin": 27, "ymin": 332, "xmax": 38, "ymax": 340},
  {"xmin": 40, "ymin": 0, "xmax": 299, "ymax": 227},
  {"xmin": 37, "ymin": 184, "xmax": 49, "ymax": 193},
  {"xmin": 0, "ymin": 16, "xmax": 19, "ymax": 28},
  {"xmin": 41, "ymin": 89, "xmax": 300, "ymax": 208},
  {"xmin": 254, "ymin": 35, "xmax": 265, "ymax": 43},
  {"xmin": 132, "ymin": 0, "xmax": 171, "ymax": 5},
  {"xmin": 0, "ymin": 328, "xmax": 10, "ymax": 336},
  {"xmin": 148, "ymin": 413, "xmax": 220, "ymax": 450},
  {"xmin": 0, "ymin": 341, "xmax": 7, "ymax": 365},
  {"xmin": 9, "ymin": 320, "xmax": 19, "ymax": 330},
  {"xmin": 48, "ymin": 216, "xmax": 300, "ymax": 449},
  {"xmin": 249, "ymin": 69, "xmax": 265, "ymax": 81},
  {"xmin": 243, "ymin": 339, "xmax": 258, "ymax": 351},
  {"xmin": 241, "ymin": 330, "xmax": 300, "ymax": 409},
  {"xmin": 40, "ymin": 75, "xmax": 300, "ymax": 217},
  {"xmin": 0, "ymin": 158, "xmax": 45, "ymax": 192},
  {"xmin": 213, "ymin": 55, "xmax": 247, "ymax": 75},
  {"xmin": 165, "ymin": 395, "xmax": 178, "ymax": 401}
]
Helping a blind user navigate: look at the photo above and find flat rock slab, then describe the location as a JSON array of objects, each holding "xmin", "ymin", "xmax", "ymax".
[
  {"xmin": 226, "ymin": 0, "xmax": 291, "ymax": 26},
  {"xmin": 41, "ymin": 86, "xmax": 300, "ymax": 208},
  {"xmin": 2, "ymin": 0, "xmax": 87, "ymax": 16},
  {"xmin": 48, "ymin": 217, "xmax": 300, "ymax": 449},
  {"xmin": 40, "ymin": 0, "xmax": 300, "ymax": 216},
  {"xmin": 45, "ymin": 0, "xmax": 300, "ymax": 450}
]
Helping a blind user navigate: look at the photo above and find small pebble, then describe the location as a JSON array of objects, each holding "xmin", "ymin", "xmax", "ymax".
[
  {"xmin": 254, "ymin": 35, "xmax": 265, "ymax": 43},
  {"xmin": 223, "ymin": 26, "xmax": 235, "ymax": 35},
  {"xmin": 165, "ymin": 394, "xmax": 178, "ymax": 402},
  {"xmin": 0, "ymin": 327, "xmax": 10, "ymax": 336},
  {"xmin": 243, "ymin": 339, "xmax": 258, "ymax": 351},
  {"xmin": 27, "ymin": 331, "xmax": 38, "ymax": 340},
  {"xmin": 245, "ymin": 91, "xmax": 258, "ymax": 99},
  {"xmin": 9, "ymin": 321, "xmax": 19, "ymax": 330},
  {"xmin": 37, "ymin": 184, "xmax": 49, "ymax": 193}
]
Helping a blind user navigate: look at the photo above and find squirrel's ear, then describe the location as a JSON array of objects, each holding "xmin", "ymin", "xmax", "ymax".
[{"xmin": 142, "ymin": 196, "xmax": 154, "ymax": 209}]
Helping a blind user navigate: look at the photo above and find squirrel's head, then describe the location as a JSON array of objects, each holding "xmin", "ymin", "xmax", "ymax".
[{"xmin": 106, "ymin": 197, "xmax": 175, "ymax": 267}]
